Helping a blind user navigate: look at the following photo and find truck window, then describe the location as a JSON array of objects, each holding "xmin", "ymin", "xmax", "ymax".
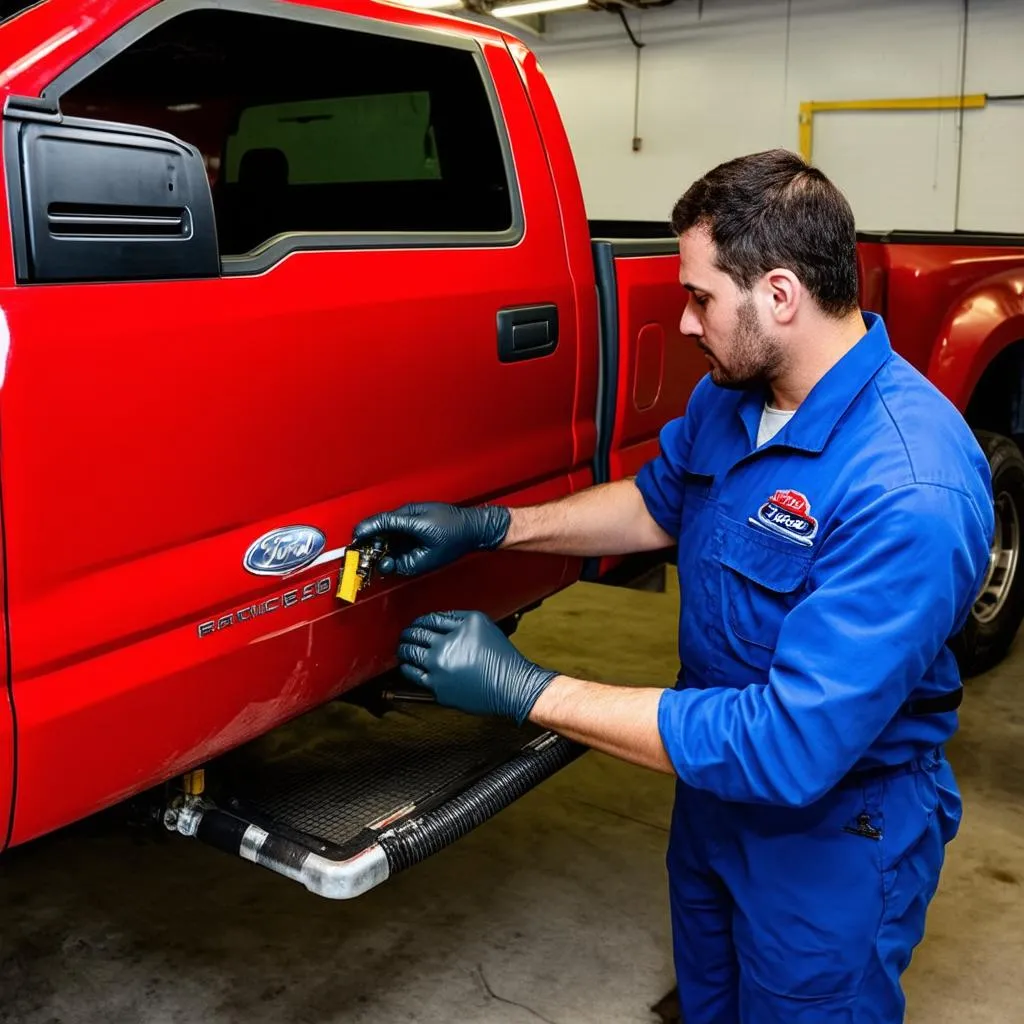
[
  {"xmin": 58, "ymin": 6, "xmax": 516, "ymax": 260},
  {"xmin": 1, "ymin": 2, "xmax": 45, "ymax": 23},
  {"xmin": 224, "ymin": 93, "xmax": 442, "ymax": 187}
]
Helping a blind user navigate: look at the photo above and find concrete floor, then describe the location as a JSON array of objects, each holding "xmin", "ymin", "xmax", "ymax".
[{"xmin": 2, "ymin": 574, "xmax": 1023, "ymax": 1023}]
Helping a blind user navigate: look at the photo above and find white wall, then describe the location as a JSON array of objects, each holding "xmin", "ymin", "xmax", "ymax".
[
  {"xmin": 960, "ymin": 0, "xmax": 1024, "ymax": 230},
  {"xmin": 517, "ymin": 0, "xmax": 1024, "ymax": 232}
]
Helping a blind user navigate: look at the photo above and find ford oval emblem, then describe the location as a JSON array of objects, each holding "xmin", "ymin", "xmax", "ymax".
[{"xmin": 244, "ymin": 526, "xmax": 326, "ymax": 576}]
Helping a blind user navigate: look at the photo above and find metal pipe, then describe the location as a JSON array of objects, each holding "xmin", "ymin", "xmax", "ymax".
[
  {"xmin": 615, "ymin": 8, "xmax": 644, "ymax": 151},
  {"xmin": 953, "ymin": 0, "xmax": 970, "ymax": 229},
  {"xmin": 168, "ymin": 734, "xmax": 584, "ymax": 899},
  {"xmin": 178, "ymin": 804, "xmax": 392, "ymax": 899},
  {"xmin": 799, "ymin": 93, "xmax": 988, "ymax": 164}
]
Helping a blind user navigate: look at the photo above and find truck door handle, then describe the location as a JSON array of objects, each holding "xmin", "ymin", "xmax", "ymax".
[{"xmin": 497, "ymin": 304, "xmax": 559, "ymax": 363}]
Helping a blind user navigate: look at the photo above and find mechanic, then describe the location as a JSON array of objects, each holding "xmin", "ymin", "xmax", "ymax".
[{"xmin": 352, "ymin": 149, "xmax": 994, "ymax": 1023}]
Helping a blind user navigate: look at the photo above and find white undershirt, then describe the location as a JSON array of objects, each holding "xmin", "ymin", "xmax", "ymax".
[{"xmin": 757, "ymin": 403, "xmax": 795, "ymax": 447}]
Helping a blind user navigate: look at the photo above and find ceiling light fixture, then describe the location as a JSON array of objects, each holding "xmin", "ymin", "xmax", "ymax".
[{"xmin": 493, "ymin": 0, "xmax": 588, "ymax": 16}]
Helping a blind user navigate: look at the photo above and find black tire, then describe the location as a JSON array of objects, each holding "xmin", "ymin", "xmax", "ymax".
[{"xmin": 951, "ymin": 430, "xmax": 1024, "ymax": 677}]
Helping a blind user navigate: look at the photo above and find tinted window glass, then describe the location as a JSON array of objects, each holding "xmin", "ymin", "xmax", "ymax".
[
  {"xmin": 61, "ymin": 8, "xmax": 514, "ymax": 256},
  {"xmin": 224, "ymin": 92, "xmax": 442, "ymax": 186}
]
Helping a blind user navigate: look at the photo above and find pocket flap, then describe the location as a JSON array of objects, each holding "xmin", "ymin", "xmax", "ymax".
[{"xmin": 719, "ymin": 516, "xmax": 813, "ymax": 594}]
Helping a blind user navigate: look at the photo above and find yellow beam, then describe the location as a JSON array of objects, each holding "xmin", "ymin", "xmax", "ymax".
[
  {"xmin": 799, "ymin": 101, "xmax": 813, "ymax": 165},
  {"xmin": 798, "ymin": 93, "xmax": 989, "ymax": 163},
  {"xmin": 807, "ymin": 94, "xmax": 987, "ymax": 114}
]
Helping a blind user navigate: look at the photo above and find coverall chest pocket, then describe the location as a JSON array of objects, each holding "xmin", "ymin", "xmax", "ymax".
[{"xmin": 719, "ymin": 519, "xmax": 813, "ymax": 656}]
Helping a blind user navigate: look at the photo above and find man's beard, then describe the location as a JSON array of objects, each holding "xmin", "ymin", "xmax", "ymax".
[{"xmin": 703, "ymin": 296, "xmax": 784, "ymax": 390}]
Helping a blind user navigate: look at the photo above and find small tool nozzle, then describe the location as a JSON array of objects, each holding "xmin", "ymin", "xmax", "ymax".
[{"xmin": 337, "ymin": 537, "xmax": 390, "ymax": 604}]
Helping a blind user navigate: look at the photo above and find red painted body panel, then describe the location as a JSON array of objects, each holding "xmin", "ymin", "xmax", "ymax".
[
  {"xmin": 0, "ymin": 488, "xmax": 12, "ymax": 844},
  {"xmin": 593, "ymin": 253, "xmax": 699, "ymax": 578},
  {"xmin": 506, "ymin": 41, "xmax": 600, "ymax": 493},
  {"xmin": 858, "ymin": 242, "xmax": 1024, "ymax": 407},
  {"xmin": 607, "ymin": 253, "xmax": 701, "ymax": 483},
  {"xmin": 928, "ymin": 288, "xmax": 1024, "ymax": 411},
  {"xmin": 855, "ymin": 243, "xmax": 888, "ymax": 319}
]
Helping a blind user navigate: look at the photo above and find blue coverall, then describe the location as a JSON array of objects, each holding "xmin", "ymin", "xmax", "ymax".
[{"xmin": 634, "ymin": 313, "xmax": 994, "ymax": 1023}]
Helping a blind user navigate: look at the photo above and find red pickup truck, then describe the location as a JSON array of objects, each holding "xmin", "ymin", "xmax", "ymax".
[{"xmin": 0, "ymin": 0, "xmax": 1022, "ymax": 899}]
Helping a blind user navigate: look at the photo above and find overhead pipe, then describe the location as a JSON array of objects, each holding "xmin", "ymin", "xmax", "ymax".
[{"xmin": 798, "ymin": 94, "xmax": 992, "ymax": 165}]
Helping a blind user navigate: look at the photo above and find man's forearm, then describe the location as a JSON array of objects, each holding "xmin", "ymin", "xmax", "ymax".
[
  {"xmin": 501, "ymin": 479, "xmax": 673, "ymax": 558},
  {"xmin": 528, "ymin": 675, "xmax": 675, "ymax": 775}
]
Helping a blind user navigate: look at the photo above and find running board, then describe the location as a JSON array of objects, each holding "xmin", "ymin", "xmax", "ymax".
[{"xmin": 164, "ymin": 699, "xmax": 584, "ymax": 899}]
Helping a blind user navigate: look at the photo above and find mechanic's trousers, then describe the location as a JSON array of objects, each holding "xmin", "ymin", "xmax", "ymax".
[{"xmin": 668, "ymin": 749, "xmax": 961, "ymax": 1023}]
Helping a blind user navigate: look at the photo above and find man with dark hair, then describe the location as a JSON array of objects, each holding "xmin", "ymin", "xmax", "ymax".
[{"xmin": 353, "ymin": 149, "xmax": 993, "ymax": 1022}]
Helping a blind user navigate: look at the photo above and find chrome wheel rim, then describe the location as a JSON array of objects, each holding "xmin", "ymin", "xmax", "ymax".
[{"xmin": 973, "ymin": 491, "xmax": 1020, "ymax": 625}]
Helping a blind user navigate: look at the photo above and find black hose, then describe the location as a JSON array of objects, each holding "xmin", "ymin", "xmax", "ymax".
[
  {"xmin": 196, "ymin": 806, "xmax": 250, "ymax": 853},
  {"xmin": 196, "ymin": 806, "xmax": 313, "ymax": 876},
  {"xmin": 378, "ymin": 737, "xmax": 585, "ymax": 874}
]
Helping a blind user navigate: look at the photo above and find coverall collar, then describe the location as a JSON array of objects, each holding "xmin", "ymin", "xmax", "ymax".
[{"xmin": 737, "ymin": 311, "xmax": 893, "ymax": 454}]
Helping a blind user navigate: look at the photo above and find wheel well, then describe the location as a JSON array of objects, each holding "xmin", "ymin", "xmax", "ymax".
[{"xmin": 964, "ymin": 340, "xmax": 1024, "ymax": 441}]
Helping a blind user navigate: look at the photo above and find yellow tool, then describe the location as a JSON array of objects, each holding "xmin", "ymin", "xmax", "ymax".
[
  {"xmin": 337, "ymin": 537, "xmax": 389, "ymax": 603},
  {"xmin": 183, "ymin": 768, "xmax": 205, "ymax": 796}
]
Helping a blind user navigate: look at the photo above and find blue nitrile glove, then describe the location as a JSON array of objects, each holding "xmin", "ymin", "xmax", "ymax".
[
  {"xmin": 351, "ymin": 502, "xmax": 511, "ymax": 577},
  {"xmin": 397, "ymin": 610, "xmax": 557, "ymax": 725}
]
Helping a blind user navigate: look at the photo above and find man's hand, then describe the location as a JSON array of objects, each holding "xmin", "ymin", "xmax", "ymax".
[
  {"xmin": 397, "ymin": 610, "xmax": 557, "ymax": 725},
  {"xmin": 351, "ymin": 502, "xmax": 511, "ymax": 577}
]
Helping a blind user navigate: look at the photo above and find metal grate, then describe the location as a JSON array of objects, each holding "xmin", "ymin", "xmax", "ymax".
[{"xmin": 213, "ymin": 700, "xmax": 544, "ymax": 851}]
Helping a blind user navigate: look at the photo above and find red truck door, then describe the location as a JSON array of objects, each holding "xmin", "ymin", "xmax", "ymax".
[
  {"xmin": 0, "ymin": 1, "xmax": 582, "ymax": 844},
  {"xmin": 593, "ymin": 241, "xmax": 704, "ymax": 485},
  {"xmin": 0, "ymin": 584, "xmax": 10, "ymax": 850}
]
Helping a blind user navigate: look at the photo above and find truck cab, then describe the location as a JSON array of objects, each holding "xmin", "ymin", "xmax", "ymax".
[{"xmin": 0, "ymin": 0, "xmax": 692, "ymax": 875}]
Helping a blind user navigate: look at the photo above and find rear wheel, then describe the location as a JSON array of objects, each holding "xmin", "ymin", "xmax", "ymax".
[{"xmin": 952, "ymin": 430, "xmax": 1024, "ymax": 676}]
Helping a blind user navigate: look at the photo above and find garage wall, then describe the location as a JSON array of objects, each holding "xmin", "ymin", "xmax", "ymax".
[
  {"xmin": 959, "ymin": 0, "xmax": 1024, "ymax": 231},
  {"xmin": 521, "ymin": 0, "xmax": 1024, "ymax": 232}
]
